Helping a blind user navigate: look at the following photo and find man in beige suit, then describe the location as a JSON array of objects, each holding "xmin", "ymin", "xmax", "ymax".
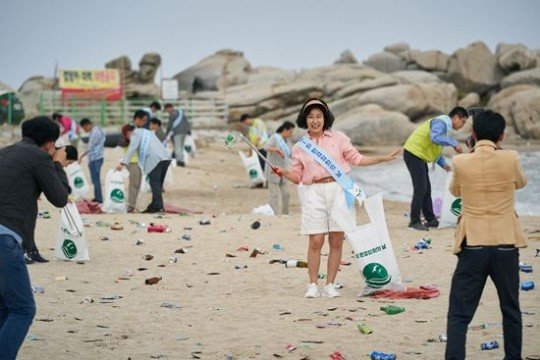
[{"xmin": 445, "ymin": 110, "xmax": 527, "ymax": 360}]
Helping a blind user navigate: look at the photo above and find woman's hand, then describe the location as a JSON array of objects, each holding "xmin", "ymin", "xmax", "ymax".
[{"xmin": 385, "ymin": 148, "xmax": 402, "ymax": 161}]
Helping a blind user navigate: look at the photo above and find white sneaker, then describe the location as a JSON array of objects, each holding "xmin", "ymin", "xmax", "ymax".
[
  {"xmin": 304, "ymin": 283, "xmax": 320, "ymax": 298},
  {"xmin": 323, "ymin": 283, "xmax": 341, "ymax": 298}
]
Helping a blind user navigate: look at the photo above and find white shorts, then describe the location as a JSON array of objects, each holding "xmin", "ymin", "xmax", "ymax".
[{"xmin": 298, "ymin": 182, "xmax": 356, "ymax": 235}]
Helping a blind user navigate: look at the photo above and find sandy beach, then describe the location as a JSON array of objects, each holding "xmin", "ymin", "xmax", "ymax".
[{"xmin": 21, "ymin": 140, "xmax": 539, "ymax": 360}]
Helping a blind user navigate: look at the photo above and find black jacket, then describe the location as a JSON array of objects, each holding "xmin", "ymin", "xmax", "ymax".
[{"xmin": 0, "ymin": 138, "xmax": 69, "ymax": 248}]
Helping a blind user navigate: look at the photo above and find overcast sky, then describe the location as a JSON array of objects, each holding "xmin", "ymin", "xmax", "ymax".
[{"xmin": 1, "ymin": 0, "xmax": 539, "ymax": 89}]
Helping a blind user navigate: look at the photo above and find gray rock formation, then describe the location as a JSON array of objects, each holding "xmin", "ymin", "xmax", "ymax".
[
  {"xmin": 498, "ymin": 45, "xmax": 537, "ymax": 72},
  {"xmin": 173, "ymin": 49, "xmax": 252, "ymax": 93},
  {"xmin": 384, "ymin": 42, "xmax": 410, "ymax": 55},
  {"xmin": 447, "ymin": 41, "xmax": 504, "ymax": 94},
  {"xmin": 400, "ymin": 50, "xmax": 450, "ymax": 72},
  {"xmin": 487, "ymin": 84, "xmax": 540, "ymax": 139},
  {"xmin": 500, "ymin": 68, "xmax": 540, "ymax": 88},
  {"xmin": 334, "ymin": 49, "xmax": 358, "ymax": 64},
  {"xmin": 458, "ymin": 92, "xmax": 480, "ymax": 108},
  {"xmin": 105, "ymin": 53, "xmax": 161, "ymax": 97},
  {"xmin": 18, "ymin": 76, "xmax": 57, "ymax": 118},
  {"xmin": 364, "ymin": 52, "xmax": 407, "ymax": 73},
  {"xmin": 334, "ymin": 104, "xmax": 416, "ymax": 145},
  {"xmin": 392, "ymin": 70, "xmax": 443, "ymax": 84}
]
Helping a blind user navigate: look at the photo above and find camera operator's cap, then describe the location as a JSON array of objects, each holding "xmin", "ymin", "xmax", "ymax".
[{"xmin": 302, "ymin": 99, "xmax": 328, "ymax": 113}]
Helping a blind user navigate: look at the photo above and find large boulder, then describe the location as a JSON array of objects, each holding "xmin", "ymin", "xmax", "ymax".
[
  {"xmin": 334, "ymin": 49, "xmax": 358, "ymax": 64},
  {"xmin": 105, "ymin": 55, "xmax": 136, "ymax": 82},
  {"xmin": 124, "ymin": 83, "xmax": 159, "ymax": 98},
  {"xmin": 18, "ymin": 76, "xmax": 57, "ymax": 118},
  {"xmin": 173, "ymin": 49, "xmax": 252, "ymax": 93},
  {"xmin": 505, "ymin": 88, "xmax": 540, "ymax": 139},
  {"xmin": 384, "ymin": 42, "xmax": 410, "ymax": 55},
  {"xmin": 332, "ymin": 74, "xmax": 398, "ymax": 98},
  {"xmin": 352, "ymin": 83, "xmax": 457, "ymax": 120},
  {"xmin": 498, "ymin": 45, "xmax": 537, "ymax": 72},
  {"xmin": 246, "ymin": 67, "xmax": 295, "ymax": 85},
  {"xmin": 500, "ymin": 68, "xmax": 540, "ymax": 88},
  {"xmin": 137, "ymin": 53, "xmax": 161, "ymax": 83},
  {"xmin": 392, "ymin": 70, "xmax": 443, "ymax": 84},
  {"xmin": 488, "ymin": 84, "xmax": 537, "ymax": 123},
  {"xmin": 298, "ymin": 64, "xmax": 391, "ymax": 96},
  {"xmin": 447, "ymin": 41, "xmax": 504, "ymax": 94},
  {"xmin": 334, "ymin": 104, "xmax": 416, "ymax": 145},
  {"xmin": 225, "ymin": 80, "xmax": 323, "ymax": 121},
  {"xmin": 458, "ymin": 92, "xmax": 480, "ymax": 108},
  {"xmin": 416, "ymin": 82, "xmax": 458, "ymax": 115},
  {"xmin": 364, "ymin": 52, "xmax": 406, "ymax": 73},
  {"xmin": 400, "ymin": 50, "xmax": 450, "ymax": 72}
]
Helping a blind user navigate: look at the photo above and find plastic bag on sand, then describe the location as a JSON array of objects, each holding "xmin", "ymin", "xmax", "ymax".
[
  {"xmin": 66, "ymin": 163, "xmax": 90, "ymax": 200},
  {"xmin": 103, "ymin": 169, "xmax": 127, "ymax": 214},
  {"xmin": 239, "ymin": 150, "xmax": 265, "ymax": 185},
  {"xmin": 371, "ymin": 285, "xmax": 440, "ymax": 299},
  {"xmin": 332, "ymin": 192, "xmax": 405, "ymax": 295},
  {"xmin": 438, "ymin": 173, "xmax": 462, "ymax": 229},
  {"xmin": 55, "ymin": 203, "xmax": 89, "ymax": 261},
  {"xmin": 252, "ymin": 204, "xmax": 275, "ymax": 216}
]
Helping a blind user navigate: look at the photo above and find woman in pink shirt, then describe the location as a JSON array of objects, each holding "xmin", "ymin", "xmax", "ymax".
[{"xmin": 278, "ymin": 98, "xmax": 400, "ymax": 298}]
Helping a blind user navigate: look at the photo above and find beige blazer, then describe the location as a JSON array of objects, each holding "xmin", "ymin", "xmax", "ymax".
[{"xmin": 450, "ymin": 140, "xmax": 528, "ymax": 254}]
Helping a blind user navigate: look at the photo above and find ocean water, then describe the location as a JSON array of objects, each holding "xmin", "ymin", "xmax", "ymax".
[{"xmin": 350, "ymin": 151, "xmax": 540, "ymax": 216}]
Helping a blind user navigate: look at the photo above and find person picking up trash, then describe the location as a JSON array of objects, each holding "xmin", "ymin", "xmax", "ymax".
[{"xmin": 116, "ymin": 111, "xmax": 171, "ymax": 213}]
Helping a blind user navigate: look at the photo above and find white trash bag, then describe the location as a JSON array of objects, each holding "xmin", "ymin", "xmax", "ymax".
[
  {"xmin": 184, "ymin": 134, "xmax": 196, "ymax": 158},
  {"xmin": 332, "ymin": 192, "xmax": 405, "ymax": 295},
  {"xmin": 103, "ymin": 169, "xmax": 127, "ymax": 213},
  {"xmin": 438, "ymin": 174, "xmax": 462, "ymax": 229},
  {"xmin": 252, "ymin": 204, "xmax": 275, "ymax": 216},
  {"xmin": 239, "ymin": 150, "xmax": 265, "ymax": 185},
  {"xmin": 55, "ymin": 203, "xmax": 89, "ymax": 261},
  {"xmin": 141, "ymin": 163, "xmax": 174, "ymax": 193},
  {"xmin": 66, "ymin": 163, "xmax": 90, "ymax": 200}
]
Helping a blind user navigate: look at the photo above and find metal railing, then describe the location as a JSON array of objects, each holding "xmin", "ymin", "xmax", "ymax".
[{"xmin": 37, "ymin": 91, "xmax": 229, "ymax": 128}]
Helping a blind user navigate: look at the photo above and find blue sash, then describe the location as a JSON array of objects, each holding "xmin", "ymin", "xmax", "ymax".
[
  {"xmin": 138, "ymin": 129, "xmax": 152, "ymax": 171},
  {"xmin": 275, "ymin": 133, "xmax": 291, "ymax": 158},
  {"xmin": 297, "ymin": 136, "xmax": 365, "ymax": 208}
]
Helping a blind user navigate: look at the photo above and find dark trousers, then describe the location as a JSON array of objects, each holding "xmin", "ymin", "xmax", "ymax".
[
  {"xmin": 446, "ymin": 246, "xmax": 522, "ymax": 360},
  {"xmin": 403, "ymin": 149, "xmax": 435, "ymax": 224},
  {"xmin": 258, "ymin": 148, "xmax": 267, "ymax": 172},
  {"xmin": 147, "ymin": 160, "xmax": 171, "ymax": 211},
  {"xmin": 88, "ymin": 158, "xmax": 103, "ymax": 203},
  {"xmin": 0, "ymin": 234, "xmax": 37, "ymax": 360}
]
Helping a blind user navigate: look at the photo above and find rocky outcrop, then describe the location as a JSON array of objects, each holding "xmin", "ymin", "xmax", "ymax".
[
  {"xmin": 498, "ymin": 45, "xmax": 537, "ymax": 72},
  {"xmin": 0, "ymin": 82, "xmax": 14, "ymax": 93},
  {"xmin": 488, "ymin": 84, "xmax": 540, "ymax": 138},
  {"xmin": 105, "ymin": 53, "xmax": 161, "ymax": 98},
  {"xmin": 500, "ymin": 68, "xmax": 540, "ymax": 88},
  {"xmin": 392, "ymin": 70, "xmax": 442, "ymax": 84},
  {"xmin": 334, "ymin": 104, "xmax": 416, "ymax": 145},
  {"xmin": 334, "ymin": 49, "xmax": 358, "ymax": 64},
  {"xmin": 17, "ymin": 76, "xmax": 57, "ymax": 118},
  {"xmin": 458, "ymin": 92, "xmax": 480, "ymax": 108},
  {"xmin": 400, "ymin": 50, "xmax": 450, "ymax": 72},
  {"xmin": 383, "ymin": 42, "xmax": 410, "ymax": 55},
  {"xmin": 447, "ymin": 41, "xmax": 504, "ymax": 94},
  {"xmin": 172, "ymin": 49, "xmax": 252, "ymax": 93},
  {"xmin": 364, "ymin": 52, "xmax": 406, "ymax": 73},
  {"xmin": 350, "ymin": 82, "xmax": 457, "ymax": 120}
]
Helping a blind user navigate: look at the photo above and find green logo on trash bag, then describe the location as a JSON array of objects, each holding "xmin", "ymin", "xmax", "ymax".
[
  {"xmin": 249, "ymin": 169, "xmax": 258, "ymax": 179},
  {"xmin": 62, "ymin": 239, "xmax": 77, "ymax": 259},
  {"xmin": 110, "ymin": 189, "xmax": 125, "ymax": 204},
  {"xmin": 363, "ymin": 262, "xmax": 391, "ymax": 288},
  {"xmin": 74, "ymin": 176, "xmax": 84, "ymax": 188},
  {"xmin": 451, "ymin": 198, "xmax": 462, "ymax": 216}
]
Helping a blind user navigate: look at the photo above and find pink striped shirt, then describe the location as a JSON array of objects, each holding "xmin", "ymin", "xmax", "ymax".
[{"xmin": 290, "ymin": 130, "xmax": 364, "ymax": 184}]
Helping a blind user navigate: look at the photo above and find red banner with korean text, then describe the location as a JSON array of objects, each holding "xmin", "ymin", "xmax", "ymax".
[{"xmin": 59, "ymin": 69, "xmax": 122, "ymax": 101}]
